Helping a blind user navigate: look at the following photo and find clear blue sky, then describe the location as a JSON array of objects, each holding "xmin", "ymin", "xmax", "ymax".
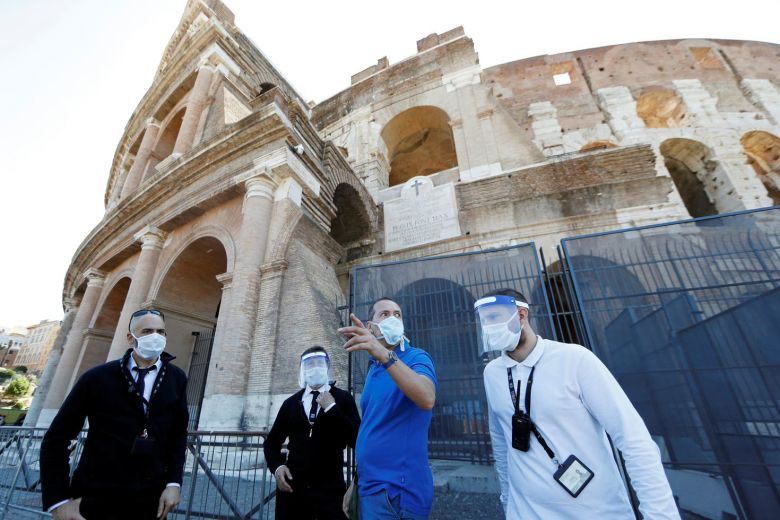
[{"xmin": 1, "ymin": 0, "xmax": 778, "ymax": 327}]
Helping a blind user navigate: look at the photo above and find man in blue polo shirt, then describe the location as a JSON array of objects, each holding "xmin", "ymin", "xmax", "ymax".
[{"xmin": 339, "ymin": 297, "xmax": 437, "ymax": 520}]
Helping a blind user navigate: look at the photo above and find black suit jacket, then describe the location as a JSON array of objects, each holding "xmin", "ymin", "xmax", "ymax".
[
  {"xmin": 264, "ymin": 384, "xmax": 360, "ymax": 490},
  {"xmin": 40, "ymin": 349, "xmax": 189, "ymax": 510}
]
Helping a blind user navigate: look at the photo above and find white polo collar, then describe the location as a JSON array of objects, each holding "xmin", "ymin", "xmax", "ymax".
[{"xmin": 500, "ymin": 336, "xmax": 545, "ymax": 368}]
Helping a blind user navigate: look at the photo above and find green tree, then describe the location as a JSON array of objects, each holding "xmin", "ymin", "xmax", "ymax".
[
  {"xmin": 5, "ymin": 376, "xmax": 30, "ymax": 397},
  {"xmin": 14, "ymin": 366, "xmax": 27, "ymax": 374}
]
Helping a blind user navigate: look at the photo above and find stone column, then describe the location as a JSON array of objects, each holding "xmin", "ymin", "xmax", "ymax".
[
  {"xmin": 106, "ymin": 227, "xmax": 167, "ymax": 360},
  {"xmin": 39, "ymin": 270, "xmax": 106, "ymax": 426},
  {"xmin": 173, "ymin": 64, "xmax": 215, "ymax": 156},
  {"xmin": 121, "ymin": 119, "xmax": 161, "ymax": 199},
  {"xmin": 26, "ymin": 298, "xmax": 77, "ymax": 426},
  {"xmin": 199, "ymin": 174, "xmax": 277, "ymax": 429}
]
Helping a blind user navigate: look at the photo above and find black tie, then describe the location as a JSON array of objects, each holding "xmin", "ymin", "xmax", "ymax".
[
  {"xmin": 133, "ymin": 365, "xmax": 157, "ymax": 399},
  {"xmin": 309, "ymin": 391, "xmax": 320, "ymax": 423}
]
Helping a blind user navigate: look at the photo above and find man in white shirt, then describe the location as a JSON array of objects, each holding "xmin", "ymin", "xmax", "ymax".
[{"xmin": 476, "ymin": 289, "xmax": 679, "ymax": 519}]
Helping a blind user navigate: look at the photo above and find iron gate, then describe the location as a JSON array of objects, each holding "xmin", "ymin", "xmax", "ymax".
[{"xmin": 186, "ymin": 328, "xmax": 216, "ymax": 431}]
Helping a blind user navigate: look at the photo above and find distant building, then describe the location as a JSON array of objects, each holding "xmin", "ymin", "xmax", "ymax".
[
  {"xmin": 15, "ymin": 320, "xmax": 60, "ymax": 374},
  {"xmin": 0, "ymin": 329, "xmax": 26, "ymax": 369}
]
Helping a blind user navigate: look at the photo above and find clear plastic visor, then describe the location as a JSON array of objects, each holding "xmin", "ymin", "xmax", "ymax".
[
  {"xmin": 298, "ymin": 352, "xmax": 332, "ymax": 388},
  {"xmin": 473, "ymin": 296, "xmax": 526, "ymax": 355}
]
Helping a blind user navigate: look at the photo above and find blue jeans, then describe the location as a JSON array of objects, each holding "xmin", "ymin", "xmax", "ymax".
[{"xmin": 359, "ymin": 490, "xmax": 428, "ymax": 520}]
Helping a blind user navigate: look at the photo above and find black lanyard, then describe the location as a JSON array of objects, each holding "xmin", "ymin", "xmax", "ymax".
[{"xmin": 506, "ymin": 365, "xmax": 559, "ymax": 466}]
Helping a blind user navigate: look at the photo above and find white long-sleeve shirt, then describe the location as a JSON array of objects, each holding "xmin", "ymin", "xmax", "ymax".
[{"xmin": 484, "ymin": 337, "xmax": 680, "ymax": 519}]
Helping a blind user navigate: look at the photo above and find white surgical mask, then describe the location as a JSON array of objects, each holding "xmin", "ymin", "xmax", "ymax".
[
  {"xmin": 377, "ymin": 316, "xmax": 405, "ymax": 346},
  {"xmin": 132, "ymin": 332, "xmax": 166, "ymax": 360},
  {"xmin": 304, "ymin": 367, "xmax": 329, "ymax": 389},
  {"xmin": 483, "ymin": 311, "xmax": 522, "ymax": 352}
]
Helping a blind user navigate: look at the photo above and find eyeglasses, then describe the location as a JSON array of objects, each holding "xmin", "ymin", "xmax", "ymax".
[
  {"xmin": 131, "ymin": 309, "xmax": 165, "ymax": 319},
  {"xmin": 129, "ymin": 309, "xmax": 165, "ymax": 331}
]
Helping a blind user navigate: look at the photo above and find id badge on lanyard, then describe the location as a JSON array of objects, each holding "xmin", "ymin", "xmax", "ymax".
[{"xmin": 507, "ymin": 364, "xmax": 595, "ymax": 498}]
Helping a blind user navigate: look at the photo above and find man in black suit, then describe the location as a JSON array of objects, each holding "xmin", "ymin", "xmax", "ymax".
[
  {"xmin": 40, "ymin": 309, "xmax": 188, "ymax": 520},
  {"xmin": 264, "ymin": 346, "xmax": 360, "ymax": 520}
]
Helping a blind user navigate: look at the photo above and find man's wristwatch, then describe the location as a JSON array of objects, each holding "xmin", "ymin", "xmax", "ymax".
[{"xmin": 382, "ymin": 350, "xmax": 399, "ymax": 369}]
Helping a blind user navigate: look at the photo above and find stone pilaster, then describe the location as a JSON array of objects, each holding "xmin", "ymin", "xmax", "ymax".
[
  {"xmin": 243, "ymin": 259, "xmax": 290, "ymax": 429},
  {"xmin": 39, "ymin": 270, "xmax": 106, "ymax": 425},
  {"xmin": 26, "ymin": 298, "xmax": 77, "ymax": 426},
  {"xmin": 597, "ymin": 86, "xmax": 646, "ymax": 144},
  {"xmin": 443, "ymin": 65, "xmax": 502, "ymax": 180},
  {"xmin": 741, "ymin": 79, "xmax": 780, "ymax": 125},
  {"xmin": 528, "ymin": 102, "xmax": 564, "ymax": 157},
  {"xmin": 106, "ymin": 227, "xmax": 167, "ymax": 360},
  {"xmin": 173, "ymin": 64, "xmax": 215, "ymax": 155},
  {"xmin": 199, "ymin": 173, "xmax": 277, "ymax": 429},
  {"xmin": 120, "ymin": 118, "xmax": 161, "ymax": 198}
]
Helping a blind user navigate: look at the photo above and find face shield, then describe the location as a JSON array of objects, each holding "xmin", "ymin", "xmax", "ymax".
[
  {"xmin": 298, "ymin": 351, "xmax": 333, "ymax": 389},
  {"xmin": 474, "ymin": 295, "xmax": 528, "ymax": 355}
]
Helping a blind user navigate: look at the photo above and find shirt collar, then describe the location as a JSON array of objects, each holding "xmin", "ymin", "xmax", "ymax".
[
  {"xmin": 305, "ymin": 383, "xmax": 330, "ymax": 395},
  {"xmin": 500, "ymin": 336, "xmax": 546, "ymax": 368},
  {"xmin": 128, "ymin": 353, "xmax": 162, "ymax": 373}
]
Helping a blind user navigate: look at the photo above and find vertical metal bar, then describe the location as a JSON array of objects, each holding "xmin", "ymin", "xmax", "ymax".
[
  {"xmin": 184, "ymin": 434, "xmax": 201, "ymax": 520},
  {"xmin": 0, "ymin": 430, "xmax": 31, "ymax": 520}
]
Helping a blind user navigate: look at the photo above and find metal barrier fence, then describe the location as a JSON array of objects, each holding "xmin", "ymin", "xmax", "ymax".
[
  {"xmin": 562, "ymin": 206, "xmax": 780, "ymax": 520},
  {"xmin": 0, "ymin": 428, "xmax": 276, "ymax": 520}
]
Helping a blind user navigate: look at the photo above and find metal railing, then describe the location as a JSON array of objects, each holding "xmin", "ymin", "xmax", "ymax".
[{"xmin": 0, "ymin": 428, "xmax": 277, "ymax": 520}]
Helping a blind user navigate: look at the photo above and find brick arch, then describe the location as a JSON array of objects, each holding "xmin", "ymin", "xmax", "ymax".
[{"xmin": 149, "ymin": 229, "xmax": 234, "ymax": 302}]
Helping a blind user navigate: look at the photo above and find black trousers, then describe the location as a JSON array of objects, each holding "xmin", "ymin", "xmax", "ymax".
[
  {"xmin": 276, "ymin": 484, "xmax": 348, "ymax": 520},
  {"xmin": 79, "ymin": 488, "xmax": 163, "ymax": 520}
]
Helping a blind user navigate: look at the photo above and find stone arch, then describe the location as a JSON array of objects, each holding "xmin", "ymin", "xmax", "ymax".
[
  {"xmin": 380, "ymin": 106, "xmax": 458, "ymax": 186},
  {"xmin": 660, "ymin": 138, "xmax": 718, "ymax": 218},
  {"xmin": 321, "ymin": 143, "xmax": 378, "ymax": 230},
  {"xmin": 636, "ymin": 88, "xmax": 686, "ymax": 128},
  {"xmin": 330, "ymin": 183, "xmax": 372, "ymax": 249},
  {"xmin": 258, "ymin": 82, "xmax": 276, "ymax": 95},
  {"xmin": 741, "ymin": 130, "xmax": 780, "ymax": 205},
  {"xmin": 71, "ymin": 276, "xmax": 131, "ymax": 383}
]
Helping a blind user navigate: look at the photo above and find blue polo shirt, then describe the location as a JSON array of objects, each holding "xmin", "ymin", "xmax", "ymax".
[{"xmin": 356, "ymin": 340, "xmax": 437, "ymax": 515}]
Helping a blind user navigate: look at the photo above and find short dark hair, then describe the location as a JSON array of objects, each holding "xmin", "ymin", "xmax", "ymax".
[
  {"xmin": 482, "ymin": 288, "xmax": 529, "ymax": 305},
  {"xmin": 301, "ymin": 345, "xmax": 327, "ymax": 358},
  {"xmin": 368, "ymin": 296, "xmax": 398, "ymax": 321}
]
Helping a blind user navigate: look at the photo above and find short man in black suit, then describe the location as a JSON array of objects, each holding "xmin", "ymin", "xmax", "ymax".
[
  {"xmin": 264, "ymin": 346, "xmax": 360, "ymax": 520},
  {"xmin": 40, "ymin": 309, "xmax": 188, "ymax": 520}
]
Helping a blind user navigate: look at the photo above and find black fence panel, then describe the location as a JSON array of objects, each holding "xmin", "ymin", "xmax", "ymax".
[
  {"xmin": 562, "ymin": 206, "xmax": 780, "ymax": 520},
  {"xmin": 350, "ymin": 243, "xmax": 554, "ymax": 465}
]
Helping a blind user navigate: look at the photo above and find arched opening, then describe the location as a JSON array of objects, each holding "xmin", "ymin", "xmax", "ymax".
[
  {"xmin": 330, "ymin": 184, "xmax": 372, "ymax": 261},
  {"xmin": 381, "ymin": 106, "xmax": 458, "ymax": 186},
  {"xmin": 660, "ymin": 139, "xmax": 718, "ymax": 218},
  {"xmin": 154, "ymin": 236, "xmax": 227, "ymax": 428},
  {"xmin": 144, "ymin": 107, "xmax": 186, "ymax": 179},
  {"xmin": 580, "ymin": 141, "xmax": 617, "ymax": 153},
  {"xmin": 72, "ymin": 277, "xmax": 131, "ymax": 382},
  {"xmin": 636, "ymin": 89, "xmax": 686, "ymax": 128},
  {"xmin": 258, "ymin": 82, "xmax": 276, "ymax": 95},
  {"xmin": 741, "ymin": 131, "xmax": 780, "ymax": 205}
]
